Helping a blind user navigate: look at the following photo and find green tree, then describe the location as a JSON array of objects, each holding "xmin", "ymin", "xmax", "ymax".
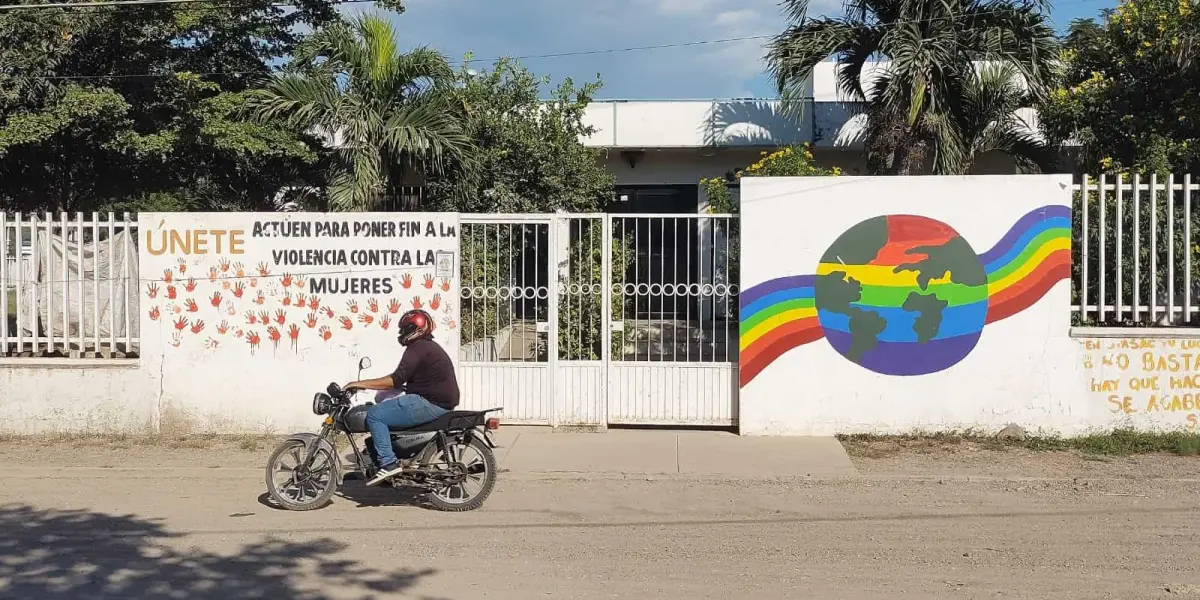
[
  {"xmin": 1040, "ymin": 2, "xmax": 1200, "ymax": 175},
  {"xmin": 944, "ymin": 63, "xmax": 1060, "ymax": 174},
  {"xmin": 765, "ymin": 0, "xmax": 1059, "ymax": 175},
  {"xmin": 248, "ymin": 13, "xmax": 475, "ymax": 212},
  {"xmin": 0, "ymin": 0, "xmax": 355, "ymax": 213}
]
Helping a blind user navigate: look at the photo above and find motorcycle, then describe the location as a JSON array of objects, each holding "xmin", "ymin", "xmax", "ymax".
[{"xmin": 264, "ymin": 357, "xmax": 503, "ymax": 512}]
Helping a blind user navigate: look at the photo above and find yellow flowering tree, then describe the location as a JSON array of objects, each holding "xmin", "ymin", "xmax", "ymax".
[
  {"xmin": 1041, "ymin": 0, "xmax": 1200, "ymax": 175},
  {"xmin": 699, "ymin": 144, "xmax": 840, "ymax": 297},
  {"xmin": 1044, "ymin": 0, "xmax": 1200, "ymax": 325}
]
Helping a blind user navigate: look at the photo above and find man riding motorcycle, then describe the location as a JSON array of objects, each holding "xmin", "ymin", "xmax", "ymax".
[{"xmin": 342, "ymin": 308, "xmax": 460, "ymax": 486}]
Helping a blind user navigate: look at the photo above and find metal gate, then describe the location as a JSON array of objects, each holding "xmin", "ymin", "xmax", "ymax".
[{"xmin": 456, "ymin": 213, "xmax": 739, "ymax": 427}]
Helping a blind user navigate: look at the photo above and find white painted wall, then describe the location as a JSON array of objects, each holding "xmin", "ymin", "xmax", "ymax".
[{"xmin": 738, "ymin": 175, "xmax": 1090, "ymax": 436}]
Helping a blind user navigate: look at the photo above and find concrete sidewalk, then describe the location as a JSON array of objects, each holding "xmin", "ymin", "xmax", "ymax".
[{"xmin": 491, "ymin": 427, "xmax": 858, "ymax": 478}]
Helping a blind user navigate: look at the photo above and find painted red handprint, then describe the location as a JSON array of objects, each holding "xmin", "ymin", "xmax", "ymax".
[
  {"xmin": 267, "ymin": 326, "xmax": 281, "ymax": 349},
  {"xmin": 257, "ymin": 262, "xmax": 271, "ymax": 277},
  {"xmin": 170, "ymin": 303, "xmax": 182, "ymax": 315},
  {"xmin": 339, "ymin": 316, "xmax": 353, "ymax": 330},
  {"xmin": 185, "ymin": 278, "xmax": 197, "ymax": 293},
  {"xmin": 387, "ymin": 298, "xmax": 401, "ymax": 314},
  {"xmin": 305, "ymin": 312, "xmax": 318, "ymax": 328},
  {"xmin": 208, "ymin": 266, "xmax": 219, "ymax": 282},
  {"xmin": 322, "ymin": 306, "xmax": 335, "ymax": 319},
  {"xmin": 288, "ymin": 324, "xmax": 300, "ymax": 350},
  {"xmin": 148, "ymin": 306, "xmax": 160, "ymax": 321},
  {"xmin": 234, "ymin": 262, "xmax": 245, "ymax": 278},
  {"xmin": 235, "ymin": 328, "xmax": 244, "ymax": 338},
  {"xmin": 308, "ymin": 296, "xmax": 321, "ymax": 310},
  {"xmin": 442, "ymin": 316, "xmax": 457, "ymax": 330},
  {"xmin": 232, "ymin": 282, "xmax": 245, "ymax": 298},
  {"xmin": 146, "ymin": 283, "xmax": 159, "ymax": 299},
  {"xmin": 294, "ymin": 275, "xmax": 306, "ymax": 289},
  {"xmin": 295, "ymin": 294, "xmax": 308, "ymax": 309},
  {"xmin": 218, "ymin": 258, "xmax": 231, "ymax": 273},
  {"xmin": 399, "ymin": 274, "xmax": 412, "ymax": 289},
  {"xmin": 319, "ymin": 325, "xmax": 332, "ymax": 341},
  {"xmin": 217, "ymin": 320, "xmax": 229, "ymax": 335},
  {"xmin": 177, "ymin": 258, "xmax": 187, "ymax": 274},
  {"xmin": 430, "ymin": 293, "xmax": 441, "ymax": 310},
  {"xmin": 439, "ymin": 278, "xmax": 451, "ymax": 292},
  {"xmin": 166, "ymin": 285, "xmax": 177, "ymax": 300},
  {"xmin": 222, "ymin": 280, "xmax": 232, "ymax": 290},
  {"xmin": 358, "ymin": 313, "xmax": 374, "ymax": 325},
  {"xmin": 184, "ymin": 299, "xmax": 198, "ymax": 313},
  {"xmin": 170, "ymin": 332, "xmax": 182, "ymax": 348},
  {"xmin": 173, "ymin": 316, "xmax": 188, "ymax": 331},
  {"xmin": 254, "ymin": 291, "xmax": 265, "ymax": 305},
  {"xmin": 346, "ymin": 299, "xmax": 359, "ymax": 313},
  {"xmin": 210, "ymin": 291, "xmax": 222, "ymax": 307},
  {"xmin": 411, "ymin": 296, "xmax": 423, "ymax": 309},
  {"xmin": 247, "ymin": 313, "xmax": 258, "ymax": 325},
  {"xmin": 274, "ymin": 309, "xmax": 286, "ymax": 325},
  {"xmin": 422, "ymin": 274, "xmax": 434, "ymax": 289},
  {"xmin": 281, "ymin": 273, "xmax": 293, "ymax": 288},
  {"xmin": 247, "ymin": 330, "xmax": 261, "ymax": 353},
  {"xmin": 258, "ymin": 310, "xmax": 271, "ymax": 325},
  {"xmin": 190, "ymin": 320, "xmax": 205, "ymax": 334},
  {"xmin": 281, "ymin": 293, "xmax": 292, "ymax": 307},
  {"xmin": 163, "ymin": 269, "xmax": 174, "ymax": 284},
  {"xmin": 367, "ymin": 297, "xmax": 379, "ymax": 313},
  {"xmin": 380, "ymin": 315, "xmax": 391, "ymax": 330}
]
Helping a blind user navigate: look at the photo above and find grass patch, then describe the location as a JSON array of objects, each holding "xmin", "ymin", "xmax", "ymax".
[{"xmin": 839, "ymin": 429, "xmax": 1200, "ymax": 459}]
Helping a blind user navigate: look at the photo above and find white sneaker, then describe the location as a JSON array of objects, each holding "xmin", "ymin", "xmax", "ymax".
[{"xmin": 366, "ymin": 461, "xmax": 404, "ymax": 486}]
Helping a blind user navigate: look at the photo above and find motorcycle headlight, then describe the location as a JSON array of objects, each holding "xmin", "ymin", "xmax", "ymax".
[{"xmin": 312, "ymin": 392, "xmax": 333, "ymax": 415}]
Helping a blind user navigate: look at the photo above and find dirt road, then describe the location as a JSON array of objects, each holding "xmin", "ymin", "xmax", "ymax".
[{"xmin": 0, "ymin": 440, "xmax": 1197, "ymax": 599}]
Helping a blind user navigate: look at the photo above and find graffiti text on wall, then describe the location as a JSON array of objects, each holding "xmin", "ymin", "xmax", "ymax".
[
  {"xmin": 142, "ymin": 216, "xmax": 458, "ymax": 356},
  {"xmin": 1082, "ymin": 337, "xmax": 1200, "ymax": 430}
]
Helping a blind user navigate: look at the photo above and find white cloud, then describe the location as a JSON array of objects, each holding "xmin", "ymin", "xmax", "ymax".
[{"xmin": 381, "ymin": 0, "xmax": 809, "ymax": 98}]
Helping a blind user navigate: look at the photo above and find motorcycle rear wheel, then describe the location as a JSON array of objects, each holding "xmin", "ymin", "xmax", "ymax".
[
  {"xmin": 419, "ymin": 436, "xmax": 497, "ymax": 512},
  {"xmin": 265, "ymin": 439, "xmax": 338, "ymax": 511}
]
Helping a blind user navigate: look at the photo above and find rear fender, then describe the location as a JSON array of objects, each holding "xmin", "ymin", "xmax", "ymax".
[{"xmin": 285, "ymin": 433, "xmax": 343, "ymax": 481}]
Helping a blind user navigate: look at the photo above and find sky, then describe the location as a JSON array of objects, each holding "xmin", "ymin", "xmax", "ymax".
[{"xmin": 357, "ymin": 0, "xmax": 1118, "ymax": 100}]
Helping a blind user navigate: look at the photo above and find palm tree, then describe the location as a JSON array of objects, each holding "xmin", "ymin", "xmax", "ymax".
[
  {"xmin": 765, "ymin": 0, "xmax": 1059, "ymax": 175},
  {"xmin": 945, "ymin": 63, "xmax": 1059, "ymax": 173},
  {"xmin": 248, "ymin": 13, "xmax": 475, "ymax": 211}
]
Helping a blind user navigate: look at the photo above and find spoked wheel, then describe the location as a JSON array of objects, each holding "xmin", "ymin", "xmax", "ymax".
[
  {"xmin": 265, "ymin": 439, "xmax": 339, "ymax": 511},
  {"xmin": 419, "ymin": 436, "xmax": 497, "ymax": 512}
]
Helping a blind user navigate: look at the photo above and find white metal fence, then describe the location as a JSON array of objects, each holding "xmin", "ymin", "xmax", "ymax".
[
  {"xmin": 1073, "ymin": 174, "xmax": 1199, "ymax": 326},
  {"xmin": 453, "ymin": 214, "xmax": 740, "ymax": 426},
  {"xmin": 1, "ymin": 212, "xmax": 141, "ymax": 358}
]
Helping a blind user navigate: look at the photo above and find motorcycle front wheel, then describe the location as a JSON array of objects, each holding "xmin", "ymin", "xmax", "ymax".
[
  {"xmin": 419, "ymin": 435, "xmax": 497, "ymax": 512},
  {"xmin": 265, "ymin": 439, "xmax": 338, "ymax": 511}
]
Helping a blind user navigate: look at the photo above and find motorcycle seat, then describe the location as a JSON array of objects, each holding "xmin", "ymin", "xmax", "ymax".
[{"xmin": 389, "ymin": 410, "xmax": 489, "ymax": 432}]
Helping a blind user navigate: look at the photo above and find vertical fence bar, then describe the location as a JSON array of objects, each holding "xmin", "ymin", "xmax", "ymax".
[
  {"xmin": 14, "ymin": 213, "xmax": 24, "ymax": 355},
  {"xmin": 1115, "ymin": 175, "xmax": 1125, "ymax": 323},
  {"xmin": 75, "ymin": 212, "xmax": 84, "ymax": 353},
  {"xmin": 60, "ymin": 213, "xmax": 69, "ymax": 353},
  {"xmin": 1080, "ymin": 175, "xmax": 1089, "ymax": 321},
  {"xmin": 1150, "ymin": 174, "xmax": 1158, "ymax": 323},
  {"xmin": 122, "ymin": 212, "xmax": 131, "ymax": 354},
  {"xmin": 1133, "ymin": 174, "xmax": 1141, "ymax": 323},
  {"xmin": 546, "ymin": 216, "xmax": 559, "ymax": 427},
  {"xmin": 92, "ymin": 212, "xmax": 100, "ymax": 353},
  {"xmin": 107, "ymin": 213, "xmax": 115, "ymax": 353},
  {"xmin": 601, "ymin": 216, "xmax": 612, "ymax": 419},
  {"xmin": 0, "ymin": 213, "xmax": 7, "ymax": 350},
  {"xmin": 44, "ymin": 211, "xmax": 54, "ymax": 353},
  {"xmin": 1167, "ymin": 174, "xmax": 1176, "ymax": 324},
  {"xmin": 1098, "ymin": 174, "xmax": 1107, "ymax": 322},
  {"xmin": 1186, "ymin": 174, "xmax": 1194, "ymax": 324}
]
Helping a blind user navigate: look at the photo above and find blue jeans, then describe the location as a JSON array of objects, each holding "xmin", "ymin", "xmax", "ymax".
[{"xmin": 366, "ymin": 394, "xmax": 447, "ymax": 467}]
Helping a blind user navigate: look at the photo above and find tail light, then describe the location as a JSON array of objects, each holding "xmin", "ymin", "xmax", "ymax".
[{"xmin": 485, "ymin": 417, "xmax": 500, "ymax": 430}]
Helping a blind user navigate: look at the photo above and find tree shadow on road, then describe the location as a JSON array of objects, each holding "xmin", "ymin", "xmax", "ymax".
[{"xmin": 0, "ymin": 503, "xmax": 435, "ymax": 599}]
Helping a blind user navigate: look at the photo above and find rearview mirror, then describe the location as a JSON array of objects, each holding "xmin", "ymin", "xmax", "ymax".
[{"xmin": 358, "ymin": 357, "xmax": 372, "ymax": 370}]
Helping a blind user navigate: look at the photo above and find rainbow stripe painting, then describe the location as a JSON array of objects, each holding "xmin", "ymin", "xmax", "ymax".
[{"xmin": 739, "ymin": 205, "xmax": 1071, "ymax": 386}]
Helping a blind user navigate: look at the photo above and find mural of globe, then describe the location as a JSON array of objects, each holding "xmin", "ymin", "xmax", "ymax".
[{"xmin": 814, "ymin": 215, "xmax": 989, "ymax": 376}]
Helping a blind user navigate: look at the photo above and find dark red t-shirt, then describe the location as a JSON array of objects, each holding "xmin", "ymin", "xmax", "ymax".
[{"xmin": 389, "ymin": 337, "xmax": 459, "ymax": 409}]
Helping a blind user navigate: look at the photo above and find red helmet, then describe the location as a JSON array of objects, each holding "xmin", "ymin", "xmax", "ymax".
[{"xmin": 396, "ymin": 309, "xmax": 434, "ymax": 346}]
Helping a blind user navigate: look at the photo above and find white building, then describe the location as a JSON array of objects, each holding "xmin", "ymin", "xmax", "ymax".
[{"xmin": 582, "ymin": 61, "xmax": 1068, "ymax": 213}]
